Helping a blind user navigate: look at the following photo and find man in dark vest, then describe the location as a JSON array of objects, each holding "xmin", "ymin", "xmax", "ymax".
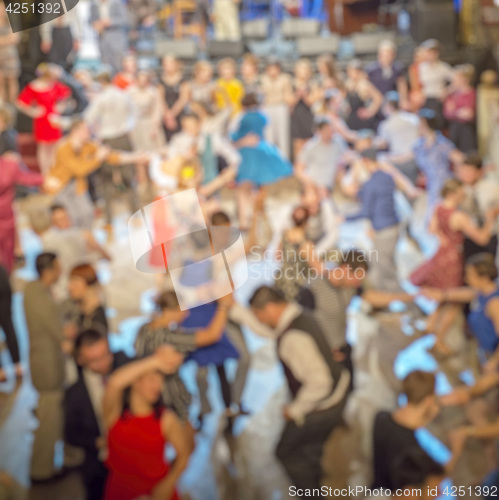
[{"xmin": 249, "ymin": 286, "xmax": 351, "ymax": 496}]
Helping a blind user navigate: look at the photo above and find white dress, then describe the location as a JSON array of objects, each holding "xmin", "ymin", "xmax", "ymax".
[{"xmin": 127, "ymin": 85, "xmax": 166, "ymax": 152}]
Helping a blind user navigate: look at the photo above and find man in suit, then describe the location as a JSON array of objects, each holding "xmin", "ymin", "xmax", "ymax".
[
  {"xmin": 64, "ymin": 329, "xmax": 130, "ymax": 500},
  {"xmin": 24, "ymin": 252, "xmax": 65, "ymax": 481}
]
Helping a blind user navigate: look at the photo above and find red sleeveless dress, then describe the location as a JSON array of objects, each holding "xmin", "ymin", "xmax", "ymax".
[
  {"xmin": 104, "ymin": 410, "xmax": 179, "ymax": 500},
  {"xmin": 410, "ymin": 205, "xmax": 465, "ymax": 289}
]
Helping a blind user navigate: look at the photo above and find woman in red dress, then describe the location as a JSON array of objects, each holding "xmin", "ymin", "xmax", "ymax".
[
  {"xmin": 17, "ymin": 63, "xmax": 71, "ymax": 175},
  {"xmin": 103, "ymin": 346, "xmax": 190, "ymax": 500},
  {"xmin": 411, "ymin": 178, "xmax": 499, "ymax": 356}
]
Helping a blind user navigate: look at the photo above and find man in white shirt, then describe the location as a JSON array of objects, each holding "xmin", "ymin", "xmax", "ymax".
[
  {"xmin": 377, "ymin": 91, "xmax": 421, "ymax": 183},
  {"xmin": 249, "ymin": 286, "xmax": 350, "ymax": 495},
  {"xmin": 295, "ymin": 118, "xmax": 347, "ymax": 199},
  {"xmin": 85, "ymin": 70, "xmax": 138, "ymax": 229},
  {"xmin": 418, "ymin": 39, "xmax": 453, "ymax": 129}
]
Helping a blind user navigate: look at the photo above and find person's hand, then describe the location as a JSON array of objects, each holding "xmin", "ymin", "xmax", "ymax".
[
  {"xmin": 217, "ymin": 293, "xmax": 235, "ymax": 310},
  {"xmin": 41, "ymin": 40, "xmax": 52, "ymax": 53},
  {"xmin": 14, "ymin": 363, "xmax": 24, "ymax": 379},
  {"xmin": 135, "ymin": 151, "xmax": 152, "ymax": 165},
  {"xmin": 486, "ymin": 205, "xmax": 499, "ymax": 221},
  {"xmin": 72, "ymin": 39, "xmax": 80, "ymax": 53},
  {"xmin": 357, "ymin": 107, "xmax": 375, "ymax": 120},
  {"xmin": 154, "ymin": 345, "xmax": 184, "ymax": 374},
  {"xmin": 95, "ymin": 436, "xmax": 106, "ymax": 450},
  {"xmin": 61, "ymin": 339, "xmax": 74, "ymax": 355},
  {"xmin": 456, "ymin": 108, "xmax": 473, "ymax": 121},
  {"xmin": 30, "ymin": 105, "xmax": 46, "ymax": 119},
  {"xmin": 283, "ymin": 405, "xmax": 293, "ymax": 421},
  {"xmin": 317, "ymin": 185, "xmax": 328, "ymax": 200},
  {"xmin": 331, "ymin": 348, "xmax": 346, "ymax": 362},
  {"xmin": 399, "ymin": 98, "xmax": 411, "ymax": 111},
  {"xmin": 448, "ymin": 426, "xmax": 469, "ymax": 456},
  {"xmin": 439, "ymin": 386, "xmax": 471, "ymax": 406},
  {"xmin": 419, "ymin": 287, "xmax": 444, "ymax": 302},
  {"xmin": 63, "ymin": 323, "xmax": 79, "ymax": 339},
  {"xmin": 164, "ymin": 112, "xmax": 177, "ymax": 130},
  {"xmin": 408, "ymin": 187, "xmax": 424, "ymax": 200},
  {"xmin": 483, "ymin": 357, "xmax": 499, "ymax": 374},
  {"xmin": 43, "ymin": 176, "xmax": 62, "ymax": 194},
  {"xmin": 96, "ymin": 145, "xmax": 111, "ymax": 163}
]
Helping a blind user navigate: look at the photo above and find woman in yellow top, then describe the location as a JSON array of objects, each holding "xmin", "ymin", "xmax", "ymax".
[{"xmin": 215, "ymin": 58, "xmax": 245, "ymax": 116}]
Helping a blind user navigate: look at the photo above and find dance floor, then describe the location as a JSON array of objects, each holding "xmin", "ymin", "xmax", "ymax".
[{"xmin": 0, "ymin": 184, "xmax": 489, "ymax": 499}]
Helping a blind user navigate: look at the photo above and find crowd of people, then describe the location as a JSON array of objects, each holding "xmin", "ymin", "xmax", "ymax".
[{"xmin": 1, "ymin": 2, "xmax": 499, "ymax": 499}]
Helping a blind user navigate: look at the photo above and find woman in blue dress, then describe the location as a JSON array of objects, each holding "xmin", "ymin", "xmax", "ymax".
[{"xmin": 231, "ymin": 93, "xmax": 292, "ymax": 229}]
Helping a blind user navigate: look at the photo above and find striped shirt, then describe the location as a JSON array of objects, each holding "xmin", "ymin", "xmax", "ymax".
[
  {"xmin": 300, "ymin": 277, "xmax": 357, "ymax": 350},
  {"xmin": 135, "ymin": 322, "xmax": 198, "ymax": 421}
]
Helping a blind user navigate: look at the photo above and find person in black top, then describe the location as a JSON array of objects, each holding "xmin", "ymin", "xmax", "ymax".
[
  {"xmin": 373, "ymin": 370, "xmax": 461, "ymax": 491},
  {"xmin": 390, "ymin": 447, "xmax": 446, "ymax": 499},
  {"xmin": 65, "ymin": 329, "xmax": 131, "ymax": 500}
]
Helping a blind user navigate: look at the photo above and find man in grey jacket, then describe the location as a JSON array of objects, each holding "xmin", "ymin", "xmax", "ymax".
[{"xmin": 24, "ymin": 252, "xmax": 65, "ymax": 481}]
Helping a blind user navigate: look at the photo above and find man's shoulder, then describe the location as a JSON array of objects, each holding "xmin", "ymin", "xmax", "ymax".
[
  {"xmin": 65, "ymin": 374, "xmax": 86, "ymax": 399},
  {"xmin": 113, "ymin": 350, "xmax": 133, "ymax": 370},
  {"xmin": 303, "ymin": 135, "xmax": 321, "ymax": 150},
  {"xmin": 24, "ymin": 279, "xmax": 43, "ymax": 297}
]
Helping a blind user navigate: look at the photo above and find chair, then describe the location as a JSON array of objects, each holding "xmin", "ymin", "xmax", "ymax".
[{"xmin": 173, "ymin": 0, "xmax": 205, "ymax": 40}]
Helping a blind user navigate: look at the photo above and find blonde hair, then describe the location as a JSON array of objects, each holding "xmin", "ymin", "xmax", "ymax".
[
  {"xmin": 294, "ymin": 59, "xmax": 313, "ymax": 78},
  {"xmin": 162, "ymin": 54, "xmax": 182, "ymax": 72},
  {"xmin": 217, "ymin": 58, "xmax": 237, "ymax": 71},
  {"xmin": 441, "ymin": 178, "xmax": 463, "ymax": 198},
  {"xmin": 194, "ymin": 60, "xmax": 213, "ymax": 77},
  {"xmin": 455, "ymin": 64, "xmax": 475, "ymax": 84},
  {"xmin": 242, "ymin": 53, "xmax": 259, "ymax": 69}
]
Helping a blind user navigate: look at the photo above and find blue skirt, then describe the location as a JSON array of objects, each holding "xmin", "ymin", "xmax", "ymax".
[
  {"xmin": 181, "ymin": 302, "xmax": 239, "ymax": 366},
  {"xmin": 236, "ymin": 142, "xmax": 292, "ymax": 187}
]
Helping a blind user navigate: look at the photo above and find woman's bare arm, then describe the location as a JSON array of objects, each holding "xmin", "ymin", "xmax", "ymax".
[
  {"xmin": 151, "ymin": 411, "xmax": 191, "ymax": 500},
  {"xmin": 103, "ymin": 347, "xmax": 183, "ymax": 429}
]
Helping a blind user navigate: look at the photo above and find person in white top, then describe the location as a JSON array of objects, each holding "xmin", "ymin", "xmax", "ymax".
[
  {"xmin": 295, "ymin": 117, "xmax": 347, "ymax": 199},
  {"xmin": 418, "ymin": 39, "xmax": 453, "ymax": 130},
  {"xmin": 85, "ymin": 70, "xmax": 138, "ymax": 229},
  {"xmin": 377, "ymin": 91, "xmax": 421, "ymax": 183}
]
